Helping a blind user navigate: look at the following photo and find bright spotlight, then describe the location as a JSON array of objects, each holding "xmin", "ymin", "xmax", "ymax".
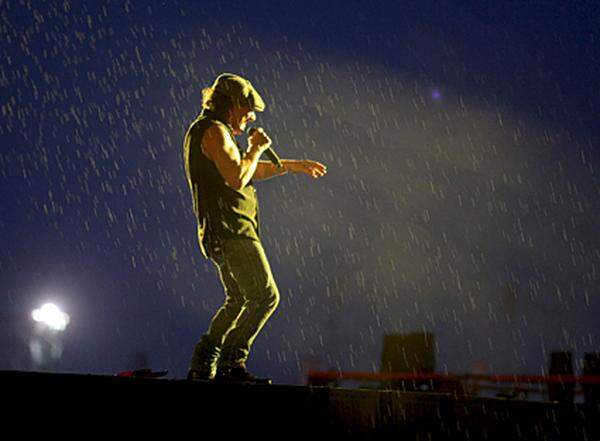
[{"xmin": 32, "ymin": 303, "xmax": 70, "ymax": 331}]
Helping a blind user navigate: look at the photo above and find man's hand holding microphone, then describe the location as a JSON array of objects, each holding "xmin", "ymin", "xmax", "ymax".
[{"xmin": 247, "ymin": 127, "xmax": 327, "ymax": 179}]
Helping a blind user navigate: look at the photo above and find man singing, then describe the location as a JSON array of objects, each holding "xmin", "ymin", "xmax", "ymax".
[{"xmin": 183, "ymin": 73, "xmax": 327, "ymax": 383}]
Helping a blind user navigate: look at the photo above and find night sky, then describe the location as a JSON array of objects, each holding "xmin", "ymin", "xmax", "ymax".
[{"xmin": 1, "ymin": 0, "xmax": 599, "ymax": 385}]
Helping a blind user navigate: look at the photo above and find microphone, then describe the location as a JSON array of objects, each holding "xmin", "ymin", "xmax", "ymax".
[{"xmin": 247, "ymin": 127, "xmax": 283, "ymax": 168}]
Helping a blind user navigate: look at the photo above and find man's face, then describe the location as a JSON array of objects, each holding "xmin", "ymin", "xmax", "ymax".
[{"xmin": 228, "ymin": 105, "xmax": 256, "ymax": 135}]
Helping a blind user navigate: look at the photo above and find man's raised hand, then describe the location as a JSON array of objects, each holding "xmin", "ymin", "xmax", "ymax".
[{"xmin": 287, "ymin": 159, "xmax": 327, "ymax": 179}]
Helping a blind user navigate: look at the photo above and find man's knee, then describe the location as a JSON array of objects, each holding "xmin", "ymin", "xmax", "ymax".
[
  {"xmin": 269, "ymin": 288, "xmax": 280, "ymax": 310},
  {"xmin": 259, "ymin": 285, "xmax": 280, "ymax": 310}
]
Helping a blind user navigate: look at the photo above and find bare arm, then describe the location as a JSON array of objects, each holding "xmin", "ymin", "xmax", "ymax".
[
  {"xmin": 202, "ymin": 124, "xmax": 270, "ymax": 190},
  {"xmin": 253, "ymin": 160, "xmax": 292, "ymax": 181},
  {"xmin": 253, "ymin": 159, "xmax": 328, "ymax": 181}
]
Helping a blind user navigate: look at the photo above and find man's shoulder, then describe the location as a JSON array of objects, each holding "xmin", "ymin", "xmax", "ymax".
[
  {"xmin": 187, "ymin": 116, "xmax": 229, "ymax": 143},
  {"xmin": 190, "ymin": 116, "xmax": 230, "ymax": 137},
  {"xmin": 198, "ymin": 120, "xmax": 238, "ymax": 162}
]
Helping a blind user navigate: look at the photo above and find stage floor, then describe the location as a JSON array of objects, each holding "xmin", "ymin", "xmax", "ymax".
[{"xmin": 2, "ymin": 370, "xmax": 598, "ymax": 440}]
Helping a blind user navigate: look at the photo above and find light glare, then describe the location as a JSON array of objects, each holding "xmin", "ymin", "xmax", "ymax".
[{"xmin": 32, "ymin": 303, "xmax": 70, "ymax": 331}]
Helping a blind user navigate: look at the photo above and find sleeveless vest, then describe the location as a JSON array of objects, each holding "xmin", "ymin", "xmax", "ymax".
[{"xmin": 183, "ymin": 109, "xmax": 260, "ymax": 259}]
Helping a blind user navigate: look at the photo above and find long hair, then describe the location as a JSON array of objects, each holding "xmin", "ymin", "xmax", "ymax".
[{"xmin": 201, "ymin": 87, "xmax": 233, "ymax": 118}]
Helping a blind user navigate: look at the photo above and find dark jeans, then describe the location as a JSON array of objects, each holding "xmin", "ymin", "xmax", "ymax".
[{"xmin": 189, "ymin": 236, "xmax": 280, "ymax": 375}]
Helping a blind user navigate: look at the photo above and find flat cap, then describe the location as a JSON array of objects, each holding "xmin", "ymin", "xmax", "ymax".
[{"xmin": 211, "ymin": 73, "xmax": 265, "ymax": 112}]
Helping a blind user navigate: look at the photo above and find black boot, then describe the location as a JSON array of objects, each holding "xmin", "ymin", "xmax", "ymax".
[
  {"xmin": 187, "ymin": 369, "xmax": 214, "ymax": 381},
  {"xmin": 215, "ymin": 366, "xmax": 272, "ymax": 385},
  {"xmin": 188, "ymin": 335, "xmax": 220, "ymax": 381}
]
